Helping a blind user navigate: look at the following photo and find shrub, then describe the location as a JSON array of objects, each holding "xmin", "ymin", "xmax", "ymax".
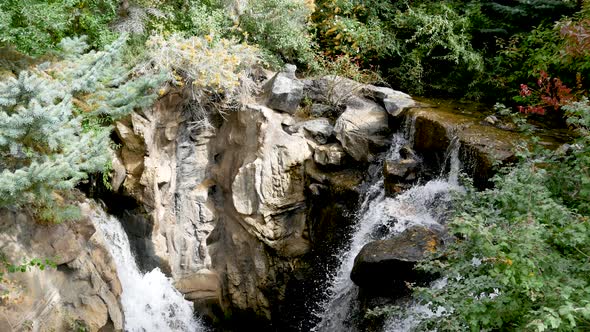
[
  {"xmin": 237, "ymin": 0, "xmax": 317, "ymax": 68},
  {"xmin": 547, "ymin": 98, "xmax": 590, "ymax": 214},
  {"xmin": 387, "ymin": 3, "xmax": 484, "ymax": 96},
  {"xmin": 145, "ymin": 33, "xmax": 261, "ymax": 129},
  {"xmin": 312, "ymin": 0, "xmax": 396, "ymax": 63},
  {"xmin": 478, "ymin": 4, "xmax": 587, "ymax": 103},
  {"xmin": 185, "ymin": 2, "xmax": 233, "ymax": 38},
  {"xmin": 0, "ymin": 0, "xmax": 119, "ymax": 55},
  {"xmin": 514, "ymin": 71, "xmax": 575, "ymax": 116},
  {"xmin": 409, "ymin": 100, "xmax": 590, "ymax": 331},
  {"xmin": 313, "ymin": 1, "xmax": 483, "ymax": 96}
]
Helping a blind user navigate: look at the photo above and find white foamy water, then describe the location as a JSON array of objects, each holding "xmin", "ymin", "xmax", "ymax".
[
  {"xmin": 92, "ymin": 208, "xmax": 204, "ymax": 332},
  {"xmin": 383, "ymin": 278, "xmax": 449, "ymax": 332},
  {"xmin": 313, "ymin": 135, "xmax": 463, "ymax": 332}
]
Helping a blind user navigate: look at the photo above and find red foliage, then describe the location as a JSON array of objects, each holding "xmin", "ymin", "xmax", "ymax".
[
  {"xmin": 517, "ymin": 71, "xmax": 574, "ymax": 115},
  {"xmin": 518, "ymin": 105, "xmax": 545, "ymax": 115},
  {"xmin": 538, "ymin": 70, "xmax": 573, "ymax": 109}
]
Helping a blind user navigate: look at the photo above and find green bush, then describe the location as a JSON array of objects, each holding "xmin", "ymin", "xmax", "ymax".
[
  {"xmin": 312, "ymin": 1, "xmax": 483, "ymax": 96},
  {"xmin": 312, "ymin": 0, "xmax": 396, "ymax": 63},
  {"xmin": 388, "ymin": 3, "xmax": 484, "ymax": 95},
  {"xmin": 237, "ymin": 0, "xmax": 317, "ymax": 68},
  {"xmin": 0, "ymin": 0, "xmax": 119, "ymax": 55},
  {"xmin": 411, "ymin": 100, "xmax": 590, "ymax": 331}
]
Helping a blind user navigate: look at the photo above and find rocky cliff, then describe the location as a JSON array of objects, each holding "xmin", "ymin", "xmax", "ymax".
[
  {"xmin": 107, "ymin": 67, "xmax": 417, "ymax": 326},
  {"xmin": 107, "ymin": 65, "xmax": 568, "ymax": 327},
  {"xmin": 0, "ymin": 203, "xmax": 123, "ymax": 332},
  {"xmin": 1, "ymin": 65, "xmax": 567, "ymax": 331}
]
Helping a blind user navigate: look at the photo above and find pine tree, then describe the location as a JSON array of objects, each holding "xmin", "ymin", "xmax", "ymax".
[{"xmin": 0, "ymin": 36, "xmax": 163, "ymax": 219}]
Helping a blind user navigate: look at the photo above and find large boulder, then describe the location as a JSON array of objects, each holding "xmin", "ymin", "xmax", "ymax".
[
  {"xmin": 302, "ymin": 75, "xmax": 362, "ymax": 107},
  {"xmin": 264, "ymin": 65, "xmax": 304, "ymax": 114},
  {"xmin": 350, "ymin": 226, "xmax": 444, "ymax": 292},
  {"xmin": 363, "ymin": 85, "xmax": 415, "ymax": 117},
  {"xmin": 334, "ymin": 98, "xmax": 390, "ymax": 162}
]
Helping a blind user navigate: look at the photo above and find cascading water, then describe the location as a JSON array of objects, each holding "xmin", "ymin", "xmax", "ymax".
[
  {"xmin": 313, "ymin": 132, "xmax": 463, "ymax": 332},
  {"xmin": 91, "ymin": 207, "xmax": 205, "ymax": 332}
]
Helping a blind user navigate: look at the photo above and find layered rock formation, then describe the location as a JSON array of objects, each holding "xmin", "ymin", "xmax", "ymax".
[
  {"xmin": 108, "ymin": 67, "xmax": 407, "ymax": 325},
  {"xmin": 0, "ymin": 203, "xmax": 123, "ymax": 332},
  {"xmin": 107, "ymin": 65, "xmax": 563, "ymax": 327},
  {"xmin": 0, "ymin": 60, "xmax": 573, "ymax": 332}
]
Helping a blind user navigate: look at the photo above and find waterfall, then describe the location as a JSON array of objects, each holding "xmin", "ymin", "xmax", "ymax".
[
  {"xmin": 92, "ymin": 207, "xmax": 204, "ymax": 332},
  {"xmin": 440, "ymin": 135, "xmax": 462, "ymax": 186},
  {"xmin": 382, "ymin": 278, "xmax": 449, "ymax": 332},
  {"xmin": 313, "ymin": 134, "xmax": 463, "ymax": 332}
]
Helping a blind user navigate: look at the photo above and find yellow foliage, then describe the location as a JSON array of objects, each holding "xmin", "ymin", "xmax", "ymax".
[
  {"xmin": 145, "ymin": 33, "xmax": 261, "ymax": 111},
  {"xmin": 326, "ymin": 26, "xmax": 338, "ymax": 35},
  {"xmin": 304, "ymin": 0, "xmax": 316, "ymax": 12}
]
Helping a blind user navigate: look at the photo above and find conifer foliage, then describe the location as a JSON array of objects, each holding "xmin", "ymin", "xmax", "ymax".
[{"xmin": 0, "ymin": 36, "xmax": 162, "ymax": 218}]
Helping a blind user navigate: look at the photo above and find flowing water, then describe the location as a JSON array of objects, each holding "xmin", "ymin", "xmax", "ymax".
[
  {"xmin": 92, "ymin": 208, "xmax": 204, "ymax": 332},
  {"xmin": 313, "ymin": 133, "xmax": 463, "ymax": 332}
]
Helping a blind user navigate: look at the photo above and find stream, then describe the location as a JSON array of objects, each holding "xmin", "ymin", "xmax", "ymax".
[{"xmin": 313, "ymin": 133, "xmax": 463, "ymax": 332}]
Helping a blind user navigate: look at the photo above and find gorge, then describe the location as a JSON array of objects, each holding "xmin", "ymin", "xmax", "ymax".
[{"xmin": 0, "ymin": 66, "xmax": 570, "ymax": 332}]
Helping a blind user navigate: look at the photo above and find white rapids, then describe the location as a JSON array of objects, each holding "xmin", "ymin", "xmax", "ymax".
[
  {"xmin": 92, "ymin": 208, "xmax": 205, "ymax": 332},
  {"xmin": 313, "ymin": 134, "xmax": 463, "ymax": 332}
]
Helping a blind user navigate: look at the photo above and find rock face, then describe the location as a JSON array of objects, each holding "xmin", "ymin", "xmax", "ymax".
[
  {"xmin": 208, "ymin": 104, "xmax": 314, "ymax": 320},
  {"xmin": 0, "ymin": 204, "xmax": 123, "ymax": 332},
  {"xmin": 218, "ymin": 104, "xmax": 313, "ymax": 257},
  {"xmin": 111, "ymin": 89, "xmax": 222, "ymax": 320},
  {"xmin": 108, "ymin": 75, "xmax": 419, "ymax": 325},
  {"xmin": 108, "ymin": 73, "xmax": 558, "ymax": 329},
  {"xmin": 350, "ymin": 226, "xmax": 444, "ymax": 293},
  {"xmin": 111, "ymin": 72, "xmax": 556, "ymax": 328},
  {"xmin": 113, "ymin": 90, "xmax": 217, "ymax": 275},
  {"xmin": 406, "ymin": 107, "xmax": 524, "ymax": 187}
]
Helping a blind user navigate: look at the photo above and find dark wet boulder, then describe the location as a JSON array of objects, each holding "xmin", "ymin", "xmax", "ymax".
[{"xmin": 350, "ymin": 226, "xmax": 445, "ymax": 292}]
